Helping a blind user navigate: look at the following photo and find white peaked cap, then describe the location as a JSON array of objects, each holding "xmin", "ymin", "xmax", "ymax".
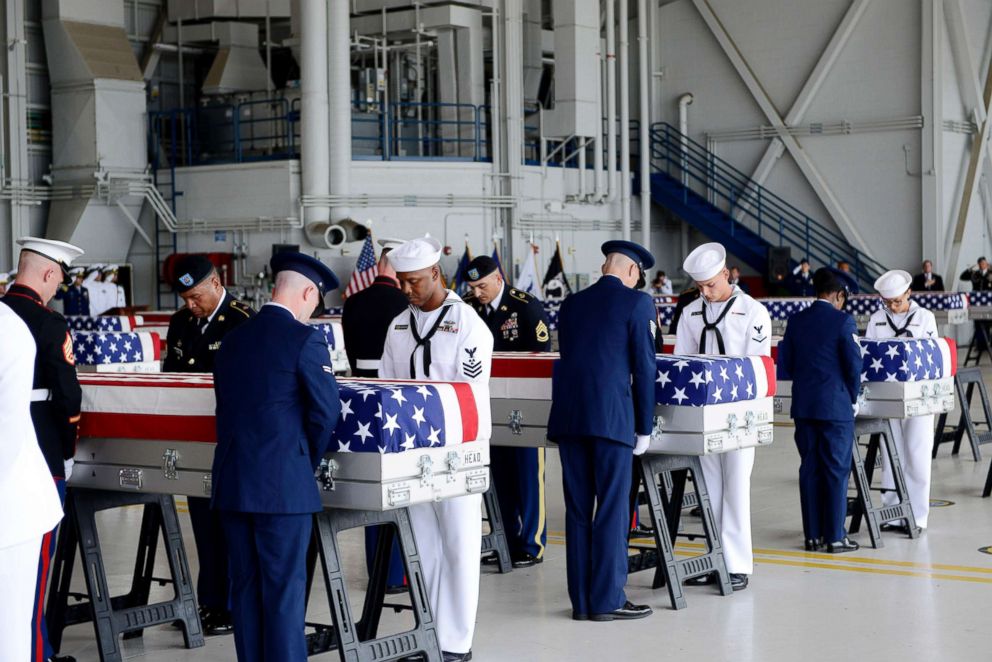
[
  {"xmin": 16, "ymin": 236, "xmax": 84, "ymax": 269},
  {"xmin": 377, "ymin": 237, "xmax": 406, "ymax": 251},
  {"xmin": 874, "ymin": 269, "xmax": 912, "ymax": 299},
  {"xmin": 387, "ymin": 236, "xmax": 443, "ymax": 272},
  {"xmin": 683, "ymin": 242, "xmax": 727, "ymax": 282}
]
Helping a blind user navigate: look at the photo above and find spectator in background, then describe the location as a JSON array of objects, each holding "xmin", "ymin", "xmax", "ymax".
[
  {"xmin": 790, "ymin": 258, "xmax": 815, "ymax": 296},
  {"xmin": 650, "ymin": 270, "xmax": 673, "ymax": 295},
  {"xmin": 959, "ymin": 257, "xmax": 992, "ymax": 291},
  {"xmin": 728, "ymin": 265, "xmax": 750, "ymax": 294},
  {"xmin": 911, "ymin": 260, "xmax": 945, "ymax": 292}
]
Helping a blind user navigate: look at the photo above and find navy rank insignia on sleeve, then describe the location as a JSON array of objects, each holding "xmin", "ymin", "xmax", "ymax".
[{"xmin": 462, "ymin": 346, "xmax": 483, "ymax": 378}]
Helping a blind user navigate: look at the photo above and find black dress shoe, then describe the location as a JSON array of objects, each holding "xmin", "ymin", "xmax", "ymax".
[
  {"xmin": 589, "ymin": 601, "xmax": 652, "ymax": 621},
  {"xmin": 826, "ymin": 537, "xmax": 860, "ymax": 554},
  {"xmin": 203, "ymin": 609, "xmax": 234, "ymax": 635},
  {"xmin": 442, "ymin": 651, "xmax": 472, "ymax": 662},
  {"xmin": 630, "ymin": 525, "xmax": 655, "ymax": 537},
  {"xmin": 572, "ymin": 611, "xmax": 588, "ymax": 621},
  {"xmin": 684, "ymin": 572, "xmax": 716, "ymax": 586},
  {"xmin": 48, "ymin": 656, "xmax": 76, "ymax": 662},
  {"xmin": 385, "ymin": 584, "xmax": 407, "ymax": 595},
  {"xmin": 729, "ymin": 573, "xmax": 749, "ymax": 591},
  {"xmin": 511, "ymin": 552, "xmax": 543, "ymax": 568},
  {"xmin": 804, "ymin": 537, "xmax": 825, "ymax": 551},
  {"xmin": 880, "ymin": 521, "xmax": 921, "ymax": 536}
]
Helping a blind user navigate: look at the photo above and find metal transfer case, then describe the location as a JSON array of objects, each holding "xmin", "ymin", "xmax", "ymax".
[{"xmin": 774, "ymin": 378, "xmax": 955, "ymax": 420}]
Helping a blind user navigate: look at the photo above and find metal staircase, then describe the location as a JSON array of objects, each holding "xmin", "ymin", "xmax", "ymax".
[
  {"xmin": 149, "ymin": 110, "xmax": 189, "ymax": 309},
  {"xmin": 649, "ymin": 122, "xmax": 885, "ymax": 289}
]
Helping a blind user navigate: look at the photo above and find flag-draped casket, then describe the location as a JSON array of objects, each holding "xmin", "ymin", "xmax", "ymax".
[
  {"xmin": 66, "ymin": 314, "xmax": 144, "ymax": 332},
  {"xmin": 308, "ymin": 318, "xmax": 349, "ymax": 374},
  {"xmin": 775, "ymin": 337, "xmax": 957, "ymax": 419},
  {"xmin": 490, "ymin": 352, "xmax": 776, "ymax": 455},
  {"xmin": 73, "ymin": 331, "xmax": 162, "ymax": 372},
  {"xmin": 72, "ymin": 374, "xmax": 491, "ymax": 510}
]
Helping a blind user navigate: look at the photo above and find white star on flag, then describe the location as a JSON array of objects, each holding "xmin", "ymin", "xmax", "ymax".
[
  {"xmin": 340, "ymin": 399, "xmax": 354, "ymax": 421},
  {"xmin": 427, "ymin": 426, "xmax": 442, "ymax": 446},
  {"xmin": 705, "ymin": 370, "xmax": 713, "ymax": 384},
  {"xmin": 401, "ymin": 434, "xmax": 416, "ymax": 450},
  {"xmin": 870, "ymin": 358, "xmax": 884, "ymax": 373},
  {"xmin": 885, "ymin": 372, "xmax": 897, "ymax": 382},
  {"xmin": 673, "ymin": 359, "xmax": 690, "ymax": 371},
  {"xmin": 746, "ymin": 382, "xmax": 753, "ymax": 397},
  {"xmin": 390, "ymin": 389, "xmax": 408, "ymax": 406},
  {"xmin": 734, "ymin": 364, "xmax": 744, "ymax": 380},
  {"xmin": 885, "ymin": 345, "xmax": 900, "ymax": 360},
  {"xmin": 689, "ymin": 371, "xmax": 705, "ymax": 388},
  {"xmin": 672, "ymin": 387, "xmax": 688, "ymax": 404},
  {"xmin": 354, "ymin": 421, "xmax": 374, "ymax": 442},
  {"xmin": 719, "ymin": 366, "xmax": 729, "ymax": 382},
  {"xmin": 730, "ymin": 384, "xmax": 739, "ymax": 399},
  {"xmin": 417, "ymin": 385, "xmax": 433, "ymax": 399},
  {"xmin": 657, "ymin": 370, "xmax": 671, "ymax": 387},
  {"xmin": 382, "ymin": 413, "xmax": 401, "ymax": 435},
  {"xmin": 713, "ymin": 386, "xmax": 723, "ymax": 402},
  {"xmin": 411, "ymin": 406, "xmax": 427, "ymax": 426},
  {"xmin": 337, "ymin": 440, "xmax": 351, "ymax": 452}
]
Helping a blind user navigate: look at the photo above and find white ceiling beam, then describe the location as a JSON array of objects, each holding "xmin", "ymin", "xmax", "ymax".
[
  {"xmin": 944, "ymin": 0, "xmax": 986, "ymax": 124},
  {"xmin": 921, "ymin": 0, "xmax": 943, "ymax": 269},
  {"xmin": 691, "ymin": 0, "xmax": 875, "ymax": 258}
]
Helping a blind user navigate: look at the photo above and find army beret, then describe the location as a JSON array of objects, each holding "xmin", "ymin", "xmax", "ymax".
[
  {"xmin": 173, "ymin": 255, "xmax": 216, "ymax": 293},
  {"xmin": 466, "ymin": 256, "xmax": 499, "ymax": 282}
]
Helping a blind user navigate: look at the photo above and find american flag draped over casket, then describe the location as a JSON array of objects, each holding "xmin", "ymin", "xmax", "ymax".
[
  {"xmin": 968, "ymin": 291, "xmax": 992, "ymax": 306},
  {"xmin": 73, "ymin": 331, "xmax": 161, "ymax": 365},
  {"xmin": 655, "ymin": 355, "xmax": 776, "ymax": 406},
  {"xmin": 859, "ymin": 337, "xmax": 957, "ymax": 382},
  {"xmin": 760, "ymin": 298, "xmax": 814, "ymax": 321},
  {"xmin": 66, "ymin": 315, "xmax": 144, "ymax": 332}
]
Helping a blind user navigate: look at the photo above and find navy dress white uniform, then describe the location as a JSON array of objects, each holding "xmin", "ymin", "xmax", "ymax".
[
  {"xmin": 674, "ymin": 243, "xmax": 771, "ymax": 584},
  {"xmin": 467, "ymin": 256, "xmax": 551, "ymax": 567},
  {"xmin": 777, "ymin": 269, "xmax": 863, "ymax": 551},
  {"xmin": 211, "ymin": 252, "xmax": 341, "ymax": 662},
  {"xmin": 866, "ymin": 270, "xmax": 939, "ymax": 530},
  {"xmin": 547, "ymin": 241, "xmax": 656, "ymax": 621},
  {"xmin": 378, "ymin": 237, "xmax": 493, "ymax": 657},
  {"xmin": 2, "ymin": 237, "xmax": 84, "ymax": 662},
  {"xmin": 0, "ymin": 302, "xmax": 64, "ymax": 662}
]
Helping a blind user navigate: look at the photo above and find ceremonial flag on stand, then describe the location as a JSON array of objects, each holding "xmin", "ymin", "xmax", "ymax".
[
  {"xmin": 451, "ymin": 241, "xmax": 474, "ymax": 296},
  {"xmin": 515, "ymin": 242, "xmax": 542, "ymax": 299},
  {"xmin": 542, "ymin": 240, "xmax": 572, "ymax": 303},
  {"xmin": 491, "ymin": 241, "xmax": 507, "ymax": 283},
  {"xmin": 343, "ymin": 234, "xmax": 378, "ymax": 298}
]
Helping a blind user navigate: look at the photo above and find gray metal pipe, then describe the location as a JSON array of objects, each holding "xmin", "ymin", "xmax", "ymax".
[
  {"xmin": 328, "ymin": 0, "xmax": 352, "ymax": 224},
  {"xmin": 301, "ymin": 0, "xmax": 330, "ymax": 228},
  {"xmin": 619, "ymin": 0, "xmax": 631, "ymax": 240},
  {"xmin": 638, "ymin": 0, "xmax": 650, "ymax": 250},
  {"xmin": 605, "ymin": 0, "xmax": 617, "ymax": 203}
]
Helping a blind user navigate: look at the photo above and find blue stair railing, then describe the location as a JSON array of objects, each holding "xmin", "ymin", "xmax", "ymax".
[{"xmin": 649, "ymin": 121, "xmax": 885, "ymax": 289}]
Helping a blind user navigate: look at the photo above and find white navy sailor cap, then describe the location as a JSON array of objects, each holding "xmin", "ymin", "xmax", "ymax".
[
  {"xmin": 874, "ymin": 269, "xmax": 912, "ymax": 299},
  {"xmin": 377, "ymin": 237, "xmax": 406, "ymax": 252},
  {"xmin": 387, "ymin": 236, "xmax": 443, "ymax": 273},
  {"xmin": 683, "ymin": 242, "xmax": 727, "ymax": 282},
  {"xmin": 68, "ymin": 266, "xmax": 86, "ymax": 277}
]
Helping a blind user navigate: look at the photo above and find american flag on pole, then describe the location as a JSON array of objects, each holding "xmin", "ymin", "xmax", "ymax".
[{"xmin": 344, "ymin": 235, "xmax": 378, "ymax": 298}]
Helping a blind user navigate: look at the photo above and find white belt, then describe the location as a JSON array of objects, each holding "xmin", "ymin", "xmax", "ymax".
[
  {"xmin": 31, "ymin": 389, "xmax": 52, "ymax": 402},
  {"xmin": 356, "ymin": 359, "xmax": 381, "ymax": 370}
]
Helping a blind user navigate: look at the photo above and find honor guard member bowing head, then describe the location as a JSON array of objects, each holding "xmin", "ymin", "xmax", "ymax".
[
  {"xmin": 467, "ymin": 255, "xmax": 551, "ymax": 569},
  {"xmin": 867, "ymin": 269, "xmax": 938, "ymax": 532},
  {"xmin": 674, "ymin": 242, "xmax": 772, "ymax": 591},
  {"xmin": 341, "ymin": 236, "xmax": 410, "ymax": 591},
  {"xmin": 379, "ymin": 236, "xmax": 493, "ymax": 662},
  {"xmin": 2, "ymin": 237, "xmax": 83, "ymax": 662},
  {"xmin": 547, "ymin": 240, "xmax": 655, "ymax": 623},
  {"xmin": 211, "ymin": 251, "xmax": 341, "ymax": 662},
  {"xmin": 163, "ymin": 254, "xmax": 255, "ymax": 635},
  {"xmin": 777, "ymin": 268, "xmax": 863, "ymax": 554}
]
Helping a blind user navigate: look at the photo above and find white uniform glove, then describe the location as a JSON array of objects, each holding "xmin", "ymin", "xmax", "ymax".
[
  {"xmin": 852, "ymin": 402, "xmax": 860, "ymax": 417},
  {"xmin": 64, "ymin": 458, "xmax": 74, "ymax": 482},
  {"xmin": 633, "ymin": 434, "xmax": 651, "ymax": 456}
]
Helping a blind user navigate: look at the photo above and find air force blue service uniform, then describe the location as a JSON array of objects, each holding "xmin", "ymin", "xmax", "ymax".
[
  {"xmin": 212, "ymin": 253, "xmax": 341, "ymax": 662},
  {"xmin": 778, "ymin": 292, "xmax": 862, "ymax": 550},
  {"xmin": 548, "ymin": 241, "xmax": 656, "ymax": 620}
]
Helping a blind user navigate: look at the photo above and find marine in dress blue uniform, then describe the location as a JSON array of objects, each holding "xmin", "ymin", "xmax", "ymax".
[
  {"xmin": 2, "ymin": 237, "xmax": 84, "ymax": 662},
  {"xmin": 777, "ymin": 268, "xmax": 862, "ymax": 553},
  {"xmin": 164, "ymin": 254, "xmax": 255, "ymax": 634},
  {"xmin": 547, "ymin": 240, "xmax": 655, "ymax": 621},
  {"xmin": 212, "ymin": 252, "xmax": 341, "ymax": 662},
  {"xmin": 466, "ymin": 255, "xmax": 551, "ymax": 568}
]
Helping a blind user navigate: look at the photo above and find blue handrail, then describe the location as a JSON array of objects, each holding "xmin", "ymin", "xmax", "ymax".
[{"xmin": 649, "ymin": 121, "xmax": 885, "ymax": 288}]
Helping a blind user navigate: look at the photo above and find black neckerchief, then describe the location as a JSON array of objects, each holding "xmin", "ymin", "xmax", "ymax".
[
  {"xmin": 886, "ymin": 310, "xmax": 916, "ymax": 337},
  {"xmin": 700, "ymin": 296, "xmax": 737, "ymax": 354},
  {"xmin": 409, "ymin": 304, "xmax": 452, "ymax": 378}
]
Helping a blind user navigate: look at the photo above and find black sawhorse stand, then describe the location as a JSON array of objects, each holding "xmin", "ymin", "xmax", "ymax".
[
  {"xmin": 964, "ymin": 321, "xmax": 992, "ymax": 366},
  {"xmin": 934, "ymin": 368, "xmax": 992, "ymax": 461},
  {"xmin": 480, "ymin": 478, "xmax": 512, "ymax": 573},
  {"xmin": 627, "ymin": 453, "xmax": 732, "ymax": 610},
  {"xmin": 307, "ymin": 507, "xmax": 442, "ymax": 661},
  {"xmin": 46, "ymin": 488, "xmax": 204, "ymax": 662},
  {"xmin": 848, "ymin": 419, "xmax": 919, "ymax": 549}
]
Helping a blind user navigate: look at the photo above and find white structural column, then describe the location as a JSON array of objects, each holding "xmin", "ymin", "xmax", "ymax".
[
  {"xmin": 692, "ymin": 0, "xmax": 874, "ymax": 258},
  {"xmin": 2, "ymin": 0, "xmax": 28, "ymax": 260},
  {"xmin": 605, "ymin": 0, "xmax": 618, "ymax": 202},
  {"xmin": 502, "ymin": 0, "xmax": 524, "ymax": 268},
  {"xmin": 327, "ymin": 0, "xmax": 351, "ymax": 222},
  {"xmin": 637, "ymin": 0, "xmax": 651, "ymax": 250},
  {"xmin": 301, "ymin": 0, "xmax": 329, "ymax": 225},
  {"xmin": 619, "ymin": 0, "xmax": 631, "ymax": 240},
  {"xmin": 734, "ymin": 0, "xmax": 871, "ymax": 222},
  {"xmin": 921, "ymin": 0, "xmax": 943, "ymax": 268}
]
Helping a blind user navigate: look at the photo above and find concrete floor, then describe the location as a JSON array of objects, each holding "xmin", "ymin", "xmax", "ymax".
[{"xmin": 55, "ymin": 422, "xmax": 992, "ymax": 662}]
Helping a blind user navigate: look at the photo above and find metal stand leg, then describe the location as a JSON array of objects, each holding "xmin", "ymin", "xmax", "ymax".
[
  {"xmin": 480, "ymin": 477, "xmax": 512, "ymax": 573},
  {"xmin": 933, "ymin": 369, "xmax": 992, "ymax": 461},
  {"xmin": 848, "ymin": 420, "xmax": 919, "ymax": 547},
  {"xmin": 312, "ymin": 508, "xmax": 442, "ymax": 662},
  {"xmin": 629, "ymin": 453, "xmax": 731, "ymax": 610},
  {"xmin": 47, "ymin": 488, "xmax": 203, "ymax": 662}
]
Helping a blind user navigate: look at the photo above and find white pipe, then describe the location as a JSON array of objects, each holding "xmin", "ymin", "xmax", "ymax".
[
  {"xmin": 578, "ymin": 137, "xmax": 587, "ymax": 198},
  {"xmin": 301, "ymin": 0, "xmax": 329, "ymax": 228},
  {"xmin": 592, "ymin": 50, "xmax": 604, "ymax": 201},
  {"xmin": 605, "ymin": 0, "xmax": 617, "ymax": 203},
  {"xmin": 678, "ymin": 93, "xmax": 693, "ymax": 187},
  {"xmin": 328, "ymin": 0, "xmax": 351, "ymax": 224},
  {"xmin": 619, "ymin": 0, "xmax": 631, "ymax": 240},
  {"xmin": 638, "ymin": 0, "xmax": 650, "ymax": 250}
]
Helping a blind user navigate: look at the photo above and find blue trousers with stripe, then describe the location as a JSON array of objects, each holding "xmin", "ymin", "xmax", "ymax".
[
  {"xmin": 491, "ymin": 447, "xmax": 547, "ymax": 558},
  {"xmin": 32, "ymin": 477, "xmax": 65, "ymax": 662}
]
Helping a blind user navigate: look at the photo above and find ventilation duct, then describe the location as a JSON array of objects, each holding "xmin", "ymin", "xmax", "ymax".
[{"xmin": 163, "ymin": 22, "xmax": 271, "ymax": 94}]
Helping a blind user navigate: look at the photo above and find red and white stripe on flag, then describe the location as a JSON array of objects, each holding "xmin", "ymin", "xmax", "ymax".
[
  {"xmin": 748, "ymin": 355, "xmax": 777, "ymax": 398},
  {"xmin": 344, "ymin": 235, "xmax": 379, "ymax": 298},
  {"xmin": 77, "ymin": 373, "xmax": 491, "ymax": 447},
  {"xmin": 937, "ymin": 337, "xmax": 958, "ymax": 377}
]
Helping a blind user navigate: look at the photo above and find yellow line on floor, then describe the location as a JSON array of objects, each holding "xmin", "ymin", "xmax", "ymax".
[{"xmin": 754, "ymin": 557, "xmax": 992, "ymax": 585}]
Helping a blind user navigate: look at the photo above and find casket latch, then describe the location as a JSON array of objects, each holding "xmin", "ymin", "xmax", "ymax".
[
  {"xmin": 508, "ymin": 410, "xmax": 524, "ymax": 436},
  {"xmin": 418, "ymin": 455, "xmax": 434, "ymax": 487},
  {"xmin": 162, "ymin": 448, "xmax": 179, "ymax": 480},
  {"xmin": 744, "ymin": 410, "xmax": 756, "ymax": 435},
  {"xmin": 727, "ymin": 413, "xmax": 738, "ymax": 435},
  {"xmin": 119, "ymin": 468, "xmax": 143, "ymax": 490},
  {"xmin": 317, "ymin": 458, "xmax": 339, "ymax": 491},
  {"xmin": 445, "ymin": 451, "xmax": 461, "ymax": 482}
]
